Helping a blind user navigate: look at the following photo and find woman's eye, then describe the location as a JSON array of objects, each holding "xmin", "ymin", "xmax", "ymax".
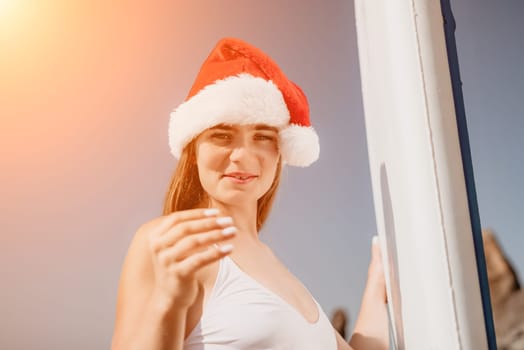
[
  {"xmin": 211, "ymin": 133, "xmax": 232, "ymax": 140},
  {"xmin": 254, "ymin": 134, "xmax": 275, "ymax": 141}
]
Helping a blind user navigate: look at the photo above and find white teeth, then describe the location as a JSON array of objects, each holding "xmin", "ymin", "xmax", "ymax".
[{"xmin": 225, "ymin": 174, "xmax": 255, "ymax": 180}]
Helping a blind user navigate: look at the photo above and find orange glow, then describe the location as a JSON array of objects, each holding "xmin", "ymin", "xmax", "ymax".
[
  {"xmin": 0, "ymin": 0, "xmax": 16, "ymax": 18},
  {"xmin": 0, "ymin": 0, "xmax": 33, "ymax": 35}
]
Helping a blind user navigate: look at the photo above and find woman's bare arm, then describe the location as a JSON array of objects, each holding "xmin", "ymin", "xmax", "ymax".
[
  {"xmin": 110, "ymin": 221, "xmax": 189, "ymax": 350},
  {"xmin": 335, "ymin": 329, "xmax": 354, "ymax": 350},
  {"xmin": 347, "ymin": 236, "xmax": 390, "ymax": 350},
  {"xmin": 111, "ymin": 209, "xmax": 236, "ymax": 350}
]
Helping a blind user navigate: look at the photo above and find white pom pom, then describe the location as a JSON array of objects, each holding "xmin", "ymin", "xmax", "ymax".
[{"xmin": 279, "ymin": 124, "xmax": 320, "ymax": 167}]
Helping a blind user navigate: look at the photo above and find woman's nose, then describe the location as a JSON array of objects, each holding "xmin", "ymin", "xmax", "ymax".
[
  {"xmin": 229, "ymin": 146, "xmax": 248, "ymax": 162},
  {"xmin": 229, "ymin": 137, "xmax": 256, "ymax": 161}
]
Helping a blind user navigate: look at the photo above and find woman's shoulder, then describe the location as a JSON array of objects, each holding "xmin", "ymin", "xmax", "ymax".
[
  {"xmin": 135, "ymin": 215, "xmax": 166, "ymax": 239},
  {"xmin": 119, "ymin": 218, "xmax": 161, "ymax": 283},
  {"xmin": 130, "ymin": 215, "xmax": 173, "ymax": 253},
  {"xmin": 122, "ymin": 218, "xmax": 160, "ymax": 264}
]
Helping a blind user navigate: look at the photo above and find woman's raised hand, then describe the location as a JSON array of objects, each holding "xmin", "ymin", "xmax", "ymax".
[
  {"xmin": 349, "ymin": 236, "xmax": 390, "ymax": 350},
  {"xmin": 147, "ymin": 208, "xmax": 236, "ymax": 309}
]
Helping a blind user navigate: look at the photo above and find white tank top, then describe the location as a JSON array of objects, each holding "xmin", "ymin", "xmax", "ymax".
[{"xmin": 184, "ymin": 255, "xmax": 337, "ymax": 349}]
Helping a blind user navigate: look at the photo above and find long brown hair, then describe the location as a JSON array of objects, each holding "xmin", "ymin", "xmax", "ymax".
[{"xmin": 162, "ymin": 138, "xmax": 282, "ymax": 232}]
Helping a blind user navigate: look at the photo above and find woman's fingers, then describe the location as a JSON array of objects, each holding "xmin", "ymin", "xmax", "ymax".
[
  {"xmin": 150, "ymin": 215, "xmax": 234, "ymax": 253},
  {"xmin": 144, "ymin": 209, "xmax": 237, "ymax": 309},
  {"xmin": 173, "ymin": 243, "xmax": 234, "ymax": 279},
  {"xmin": 369, "ymin": 235, "xmax": 387, "ymax": 303},
  {"xmin": 371, "ymin": 235, "xmax": 382, "ymax": 261},
  {"xmin": 370, "ymin": 235, "xmax": 384, "ymax": 267},
  {"xmin": 165, "ymin": 208, "xmax": 221, "ymax": 226},
  {"xmin": 173, "ymin": 226, "xmax": 237, "ymax": 261},
  {"xmin": 150, "ymin": 208, "xmax": 221, "ymax": 240},
  {"xmin": 157, "ymin": 227, "xmax": 237, "ymax": 266}
]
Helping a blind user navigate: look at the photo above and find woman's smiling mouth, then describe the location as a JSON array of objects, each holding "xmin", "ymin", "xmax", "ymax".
[{"xmin": 222, "ymin": 172, "xmax": 258, "ymax": 184}]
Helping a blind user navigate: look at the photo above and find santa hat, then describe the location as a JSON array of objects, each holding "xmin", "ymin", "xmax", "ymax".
[{"xmin": 168, "ymin": 37, "xmax": 319, "ymax": 167}]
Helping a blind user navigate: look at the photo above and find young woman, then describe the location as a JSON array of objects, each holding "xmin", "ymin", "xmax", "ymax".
[{"xmin": 111, "ymin": 38, "xmax": 389, "ymax": 350}]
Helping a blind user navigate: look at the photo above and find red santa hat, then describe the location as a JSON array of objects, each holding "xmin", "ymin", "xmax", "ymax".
[{"xmin": 168, "ymin": 37, "xmax": 319, "ymax": 167}]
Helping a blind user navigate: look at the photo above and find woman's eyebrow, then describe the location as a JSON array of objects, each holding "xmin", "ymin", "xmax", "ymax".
[
  {"xmin": 253, "ymin": 125, "xmax": 278, "ymax": 132},
  {"xmin": 210, "ymin": 124, "xmax": 235, "ymax": 131},
  {"xmin": 209, "ymin": 124, "xmax": 277, "ymax": 132}
]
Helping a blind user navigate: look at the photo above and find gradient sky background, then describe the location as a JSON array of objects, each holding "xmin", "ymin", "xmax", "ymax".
[{"xmin": 1, "ymin": 0, "xmax": 522, "ymax": 349}]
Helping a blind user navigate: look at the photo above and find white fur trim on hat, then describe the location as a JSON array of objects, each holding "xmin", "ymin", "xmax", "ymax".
[
  {"xmin": 169, "ymin": 73, "xmax": 289, "ymax": 157},
  {"xmin": 168, "ymin": 73, "xmax": 320, "ymax": 167},
  {"xmin": 279, "ymin": 124, "xmax": 320, "ymax": 167}
]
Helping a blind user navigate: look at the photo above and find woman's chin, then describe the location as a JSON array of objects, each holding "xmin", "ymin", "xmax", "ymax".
[{"xmin": 211, "ymin": 193, "xmax": 259, "ymax": 207}]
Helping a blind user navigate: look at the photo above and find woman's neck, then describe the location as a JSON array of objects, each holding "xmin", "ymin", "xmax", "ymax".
[{"xmin": 208, "ymin": 199, "xmax": 259, "ymax": 243}]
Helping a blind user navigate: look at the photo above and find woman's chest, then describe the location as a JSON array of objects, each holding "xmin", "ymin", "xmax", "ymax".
[
  {"xmin": 226, "ymin": 253, "xmax": 319, "ymax": 323},
  {"xmin": 185, "ymin": 252, "xmax": 321, "ymax": 340},
  {"xmin": 185, "ymin": 286, "xmax": 336, "ymax": 349}
]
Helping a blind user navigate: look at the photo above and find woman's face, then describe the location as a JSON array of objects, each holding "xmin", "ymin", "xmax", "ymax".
[{"xmin": 195, "ymin": 123, "xmax": 280, "ymax": 206}]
